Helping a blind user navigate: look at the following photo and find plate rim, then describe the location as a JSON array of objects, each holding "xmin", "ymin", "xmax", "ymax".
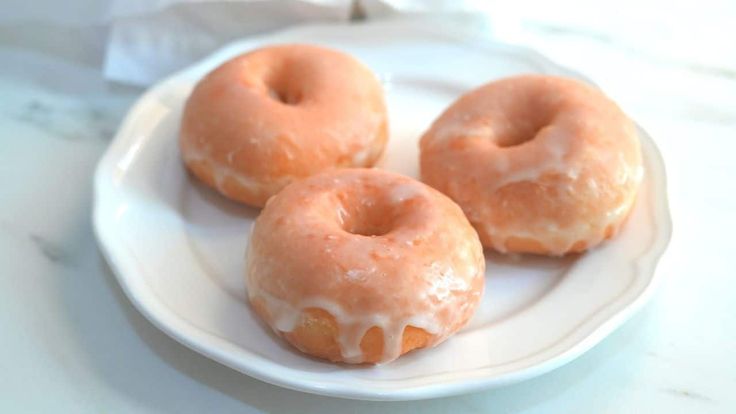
[{"xmin": 93, "ymin": 19, "xmax": 673, "ymax": 401}]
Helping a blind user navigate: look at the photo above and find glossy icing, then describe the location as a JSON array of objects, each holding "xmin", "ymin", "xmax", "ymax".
[
  {"xmin": 179, "ymin": 44, "xmax": 388, "ymax": 207},
  {"xmin": 246, "ymin": 169, "xmax": 485, "ymax": 363},
  {"xmin": 420, "ymin": 75, "xmax": 643, "ymax": 255}
]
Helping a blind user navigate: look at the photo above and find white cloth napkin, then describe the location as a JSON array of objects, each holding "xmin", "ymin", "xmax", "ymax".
[
  {"xmin": 103, "ymin": 0, "xmax": 354, "ymax": 86},
  {"xmin": 9, "ymin": 0, "xmax": 728, "ymax": 87},
  {"xmin": 102, "ymin": 0, "xmax": 532, "ymax": 86}
]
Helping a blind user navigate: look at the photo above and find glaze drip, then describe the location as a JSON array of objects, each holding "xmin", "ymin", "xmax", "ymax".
[{"xmin": 245, "ymin": 169, "xmax": 485, "ymax": 363}]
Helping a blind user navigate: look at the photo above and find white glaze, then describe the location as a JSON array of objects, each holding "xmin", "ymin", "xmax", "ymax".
[
  {"xmin": 482, "ymin": 162, "xmax": 643, "ymax": 256},
  {"xmin": 389, "ymin": 181, "xmax": 424, "ymax": 203},
  {"xmin": 420, "ymin": 75, "xmax": 644, "ymax": 255},
  {"xmin": 247, "ymin": 270, "xmax": 467, "ymax": 364},
  {"xmin": 245, "ymin": 169, "xmax": 485, "ymax": 363},
  {"xmin": 182, "ymin": 148, "xmax": 293, "ymax": 198}
]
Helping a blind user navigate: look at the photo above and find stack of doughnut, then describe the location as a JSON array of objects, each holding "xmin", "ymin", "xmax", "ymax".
[{"xmin": 180, "ymin": 44, "xmax": 642, "ymax": 364}]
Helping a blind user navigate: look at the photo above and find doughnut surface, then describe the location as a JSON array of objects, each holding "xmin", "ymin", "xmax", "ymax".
[
  {"xmin": 180, "ymin": 44, "xmax": 388, "ymax": 207},
  {"xmin": 246, "ymin": 168, "xmax": 485, "ymax": 363},
  {"xmin": 420, "ymin": 75, "xmax": 643, "ymax": 255}
]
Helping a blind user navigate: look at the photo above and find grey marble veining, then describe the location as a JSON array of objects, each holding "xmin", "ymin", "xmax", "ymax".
[
  {"xmin": 7, "ymin": 98, "xmax": 115, "ymax": 141},
  {"xmin": 1, "ymin": 13, "xmax": 735, "ymax": 414},
  {"xmin": 29, "ymin": 233, "xmax": 74, "ymax": 265}
]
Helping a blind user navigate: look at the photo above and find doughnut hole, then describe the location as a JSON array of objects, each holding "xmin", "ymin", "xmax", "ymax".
[
  {"xmin": 492, "ymin": 100, "xmax": 556, "ymax": 148},
  {"xmin": 282, "ymin": 308, "xmax": 432, "ymax": 363},
  {"xmin": 263, "ymin": 62, "xmax": 304, "ymax": 106},
  {"xmin": 335, "ymin": 187, "xmax": 402, "ymax": 237},
  {"xmin": 267, "ymin": 86, "xmax": 302, "ymax": 105}
]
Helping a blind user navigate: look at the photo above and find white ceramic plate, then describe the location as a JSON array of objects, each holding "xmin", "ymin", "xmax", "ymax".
[{"xmin": 93, "ymin": 19, "xmax": 672, "ymax": 401}]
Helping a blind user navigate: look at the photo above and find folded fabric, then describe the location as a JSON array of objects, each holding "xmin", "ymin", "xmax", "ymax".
[{"xmin": 104, "ymin": 0, "xmax": 353, "ymax": 86}]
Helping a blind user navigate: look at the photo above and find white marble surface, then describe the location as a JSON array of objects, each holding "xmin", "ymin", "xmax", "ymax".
[{"xmin": 1, "ymin": 9, "xmax": 735, "ymax": 414}]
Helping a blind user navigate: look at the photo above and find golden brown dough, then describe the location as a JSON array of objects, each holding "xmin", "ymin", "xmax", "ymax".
[
  {"xmin": 420, "ymin": 75, "xmax": 642, "ymax": 255},
  {"xmin": 180, "ymin": 44, "xmax": 388, "ymax": 207}
]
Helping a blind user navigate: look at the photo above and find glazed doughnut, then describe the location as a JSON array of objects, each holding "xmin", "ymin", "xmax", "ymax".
[
  {"xmin": 420, "ymin": 75, "xmax": 643, "ymax": 255},
  {"xmin": 180, "ymin": 44, "xmax": 388, "ymax": 207},
  {"xmin": 246, "ymin": 168, "xmax": 485, "ymax": 364}
]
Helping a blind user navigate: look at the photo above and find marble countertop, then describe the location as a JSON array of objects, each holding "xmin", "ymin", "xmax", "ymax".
[{"xmin": 1, "ymin": 9, "xmax": 735, "ymax": 414}]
